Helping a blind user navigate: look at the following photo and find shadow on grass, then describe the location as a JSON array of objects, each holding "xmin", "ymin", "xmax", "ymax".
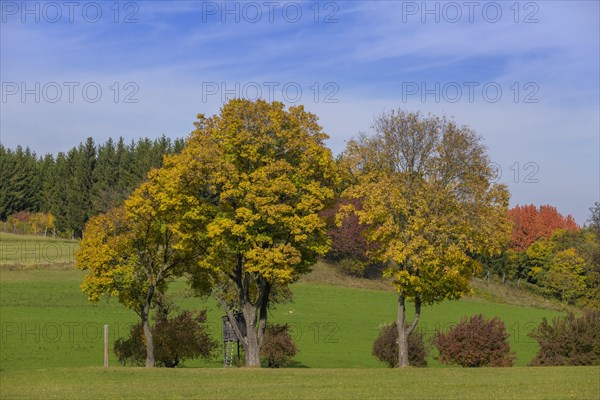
[
  {"xmin": 284, "ymin": 360, "xmax": 309, "ymax": 368},
  {"xmin": 259, "ymin": 360, "xmax": 309, "ymax": 368}
]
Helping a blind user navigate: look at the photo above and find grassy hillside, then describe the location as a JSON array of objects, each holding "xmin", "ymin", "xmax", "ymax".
[
  {"xmin": 0, "ymin": 232, "xmax": 79, "ymax": 268},
  {"xmin": 0, "ymin": 231, "xmax": 570, "ymax": 310},
  {"xmin": 0, "ymin": 233, "xmax": 576, "ymax": 369},
  {"xmin": 1, "ymin": 268, "xmax": 564, "ymax": 370},
  {"xmin": 303, "ymin": 261, "xmax": 574, "ymax": 312}
]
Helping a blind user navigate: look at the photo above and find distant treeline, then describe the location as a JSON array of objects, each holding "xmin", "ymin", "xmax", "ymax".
[{"xmin": 0, "ymin": 135, "xmax": 185, "ymax": 238}]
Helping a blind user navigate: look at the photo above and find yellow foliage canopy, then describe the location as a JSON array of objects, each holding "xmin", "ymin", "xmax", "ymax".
[
  {"xmin": 163, "ymin": 99, "xmax": 339, "ymax": 289},
  {"xmin": 341, "ymin": 110, "xmax": 511, "ymax": 305}
]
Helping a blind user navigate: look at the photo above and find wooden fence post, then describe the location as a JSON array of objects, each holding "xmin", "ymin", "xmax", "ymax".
[{"xmin": 104, "ymin": 324, "xmax": 109, "ymax": 368}]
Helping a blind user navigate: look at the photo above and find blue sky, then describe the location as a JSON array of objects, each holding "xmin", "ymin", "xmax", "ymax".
[{"xmin": 1, "ymin": 0, "xmax": 599, "ymax": 224}]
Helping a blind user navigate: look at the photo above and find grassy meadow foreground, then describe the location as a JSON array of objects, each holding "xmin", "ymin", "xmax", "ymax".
[
  {"xmin": 1, "ymin": 233, "xmax": 598, "ymax": 399},
  {"xmin": 2, "ymin": 367, "xmax": 599, "ymax": 399}
]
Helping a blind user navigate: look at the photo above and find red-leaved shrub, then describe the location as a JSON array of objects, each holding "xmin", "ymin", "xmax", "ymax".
[
  {"xmin": 372, "ymin": 322, "xmax": 428, "ymax": 367},
  {"xmin": 114, "ymin": 310, "xmax": 218, "ymax": 367},
  {"xmin": 434, "ymin": 314, "xmax": 515, "ymax": 367},
  {"xmin": 260, "ymin": 324, "xmax": 298, "ymax": 368},
  {"xmin": 529, "ymin": 311, "xmax": 600, "ymax": 366}
]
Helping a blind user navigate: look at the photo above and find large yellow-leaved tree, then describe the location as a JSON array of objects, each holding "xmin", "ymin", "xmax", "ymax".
[
  {"xmin": 161, "ymin": 99, "xmax": 338, "ymax": 367},
  {"xmin": 341, "ymin": 110, "xmax": 511, "ymax": 367}
]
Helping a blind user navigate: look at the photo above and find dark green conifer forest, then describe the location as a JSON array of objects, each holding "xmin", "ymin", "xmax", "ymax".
[{"xmin": 0, "ymin": 135, "xmax": 185, "ymax": 237}]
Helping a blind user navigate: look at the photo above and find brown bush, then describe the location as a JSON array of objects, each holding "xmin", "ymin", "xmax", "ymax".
[
  {"xmin": 260, "ymin": 324, "xmax": 298, "ymax": 368},
  {"xmin": 433, "ymin": 314, "xmax": 515, "ymax": 367},
  {"xmin": 372, "ymin": 322, "xmax": 428, "ymax": 367},
  {"xmin": 529, "ymin": 311, "xmax": 600, "ymax": 366}
]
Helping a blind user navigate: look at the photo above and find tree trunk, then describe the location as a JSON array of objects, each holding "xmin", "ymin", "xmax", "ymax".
[
  {"xmin": 238, "ymin": 281, "xmax": 270, "ymax": 368},
  {"xmin": 225, "ymin": 260, "xmax": 272, "ymax": 368},
  {"xmin": 397, "ymin": 294, "xmax": 409, "ymax": 367},
  {"xmin": 141, "ymin": 303, "xmax": 155, "ymax": 368},
  {"xmin": 397, "ymin": 294, "xmax": 421, "ymax": 368},
  {"xmin": 242, "ymin": 302, "xmax": 261, "ymax": 367}
]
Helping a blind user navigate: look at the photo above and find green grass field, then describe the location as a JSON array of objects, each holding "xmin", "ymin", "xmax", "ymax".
[
  {"xmin": 0, "ymin": 269, "xmax": 567, "ymax": 370},
  {"xmin": 1, "ymin": 233, "xmax": 598, "ymax": 399},
  {"xmin": 1, "ymin": 367, "xmax": 599, "ymax": 399}
]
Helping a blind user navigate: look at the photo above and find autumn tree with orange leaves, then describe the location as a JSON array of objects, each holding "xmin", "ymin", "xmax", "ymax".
[{"xmin": 508, "ymin": 204, "xmax": 578, "ymax": 251}]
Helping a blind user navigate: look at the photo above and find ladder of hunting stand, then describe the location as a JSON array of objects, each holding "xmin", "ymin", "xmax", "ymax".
[{"xmin": 224, "ymin": 340, "xmax": 236, "ymax": 368}]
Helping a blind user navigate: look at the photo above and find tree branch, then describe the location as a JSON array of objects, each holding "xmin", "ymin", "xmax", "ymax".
[
  {"xmin": 406, "ymin": 296, "xmax": 421, "ymax": 336},
  {"xmin": 214, "ymin": 293, "xmax": 248, "ymax": 347}
]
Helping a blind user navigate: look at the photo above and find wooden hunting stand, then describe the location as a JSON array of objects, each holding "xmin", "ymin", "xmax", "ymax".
[{"xmin": 221, "ymin": 313, "xmax": 246, "ymax": 367}]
